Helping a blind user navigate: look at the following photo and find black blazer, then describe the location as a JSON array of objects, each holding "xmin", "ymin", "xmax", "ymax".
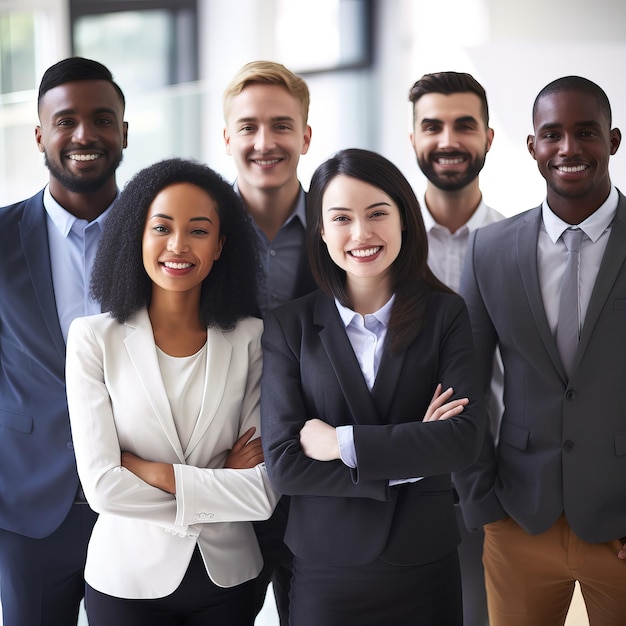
[{"xmin": 261, "ymin": 289, "xmax": 487, "ymax": 567}]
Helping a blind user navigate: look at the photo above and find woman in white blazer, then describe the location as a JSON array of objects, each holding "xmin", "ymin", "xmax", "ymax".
[{"xmin": 65, "ymin": 158, "xmax": 279, "ymax": 626}]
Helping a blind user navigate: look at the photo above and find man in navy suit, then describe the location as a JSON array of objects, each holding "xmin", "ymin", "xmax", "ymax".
[
  {"xmin": 0, "ymin": 57, "xmax": 128, "ymax": 625},
  {"xmin": 456, "ymin": 76, "xmax": 626, "ymax": 624}
]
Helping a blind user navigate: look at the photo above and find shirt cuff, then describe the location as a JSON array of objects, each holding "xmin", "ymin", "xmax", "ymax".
[{"xmin": 336, "ymin": 425, "xmax": 357, "ymax": 468}]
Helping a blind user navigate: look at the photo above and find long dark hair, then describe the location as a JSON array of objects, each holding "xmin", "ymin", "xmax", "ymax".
[
  {"xmin": 306, "ymin": 148, "xmax": 453, "ymax": 352},
  {"xmin": 91, "ymin": 157, "xmax": 259, "ymax": 328}
]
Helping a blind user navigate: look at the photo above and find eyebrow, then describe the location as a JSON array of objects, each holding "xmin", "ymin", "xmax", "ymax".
[
  {"xmin": 537, "ymin": 120, "xmax": 602, "ymax": 131},
  {"xmin": 53, "ymin": 107, "xmax": 119, "ymax": 117},
  {"xmin": 235, "ymin": 115, "xmax": 296, "ymax": 124},
  {"xmin": 421, "ymin": 115, "xmax": 479, "ymax": 125},
  {"xmin": 149, "ymin": 213, "xmax": 214, "ymax": 224},
  {"xmin": 326, "ymin": 201, "xmax": 391, "ymax": 212}
]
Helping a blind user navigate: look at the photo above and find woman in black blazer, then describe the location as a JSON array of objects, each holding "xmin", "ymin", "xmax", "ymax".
[{"xmin": 260, "ymin": 148, "xmax": 488, "ymax": 625}]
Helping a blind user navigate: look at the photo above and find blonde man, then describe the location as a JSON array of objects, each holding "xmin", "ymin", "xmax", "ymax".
[{"xmin": 223, "ymin": 61, "xmax": 316, "ymax": 624}]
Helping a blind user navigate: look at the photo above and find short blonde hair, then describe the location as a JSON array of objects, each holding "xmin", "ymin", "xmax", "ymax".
[{"xmin": 223, "ymin": 60, "xmax": 310, "ymax": 125}]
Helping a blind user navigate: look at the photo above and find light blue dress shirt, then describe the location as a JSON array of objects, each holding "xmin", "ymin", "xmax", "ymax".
[{"xmin": 44, "ymin": 186, "xmax": 115, "ymax": 342}]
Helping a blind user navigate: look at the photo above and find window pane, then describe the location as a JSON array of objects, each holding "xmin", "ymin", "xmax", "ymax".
[
  {"xmin": 73, "ymin": 10, "xmax": 174, "ymax": 90},
  {"xmin": 0, "ymin": 11, "xmax": 37, "ymax": 94}
]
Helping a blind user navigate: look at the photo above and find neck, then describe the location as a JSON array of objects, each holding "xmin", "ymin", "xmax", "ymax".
[
  {"xmin": 238, "ymin": 178, "xmax": 301, "ymax": 241},
  {"xmin": 345, "ymin": 275, "xmax": 393, "ymax": 316},
  {"xmin": 48, "ymin": 178, "xmax": 118, "ymax": 222},
  {"xmin": 546, "ymin": 183, "xmax": 612, "ymax": 225},
  {"xmin": 424, "ymin": 180, "xmax": 483, "ymax": 234},
  {"xmin": 148, "ymin": 289, "xmax": 206, "ymax": 357}
]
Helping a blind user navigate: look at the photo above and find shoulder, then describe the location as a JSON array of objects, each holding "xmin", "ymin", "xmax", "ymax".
[
  {"xmin": 473, "ymin": 207, "xmax": 539, "ymax": 244},
  {"xmin": 0, "ymin": 190, "xmax": 45, "ymax": 224},
  {"xmin": 68, "ymin": 311, "xmax": 123, "ymax": 339},
  {"xmin": 221, "ymin": 315, "xmax": 264, "ymax": 343}
]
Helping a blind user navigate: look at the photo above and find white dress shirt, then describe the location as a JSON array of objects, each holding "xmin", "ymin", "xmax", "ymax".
[{"xmin": 421, "ymin": 198, "xmax": 504, "ymax": 293}]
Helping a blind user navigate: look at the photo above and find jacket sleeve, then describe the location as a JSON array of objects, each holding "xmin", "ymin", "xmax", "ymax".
[
  {"xmin": 173, "ymin": 325, "xmax": 280, "ymax": 525},
  {"xmin": 260, "ymin": 308, "xmax": 390, "ymax": 501},
  {"xmin": 453, "ymin": 229, "xmax": 508, "ymax": 529},
  {"xmin": 353, "ymin": 295, "xmax": 488, "ymax": 481}
]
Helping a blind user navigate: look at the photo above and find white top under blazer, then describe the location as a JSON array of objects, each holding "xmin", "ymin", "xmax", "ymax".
[{"xmin": 65, "ymin": 308, "xmax": 279, "ymax": 599}]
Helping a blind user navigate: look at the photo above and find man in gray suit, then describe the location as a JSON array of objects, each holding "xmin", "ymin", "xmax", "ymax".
[{"xmin": 456, "ymin": 76, "xmax": 626, "ymax": 625}]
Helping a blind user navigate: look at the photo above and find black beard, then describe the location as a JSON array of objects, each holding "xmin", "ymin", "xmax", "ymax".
[
  {"xmin": 417, "ymin": 153, "xmax": 486, "ymax": 192},
  {"xmin": 44, "ymin": 151, "xmax": 123, "ymax": 194}
]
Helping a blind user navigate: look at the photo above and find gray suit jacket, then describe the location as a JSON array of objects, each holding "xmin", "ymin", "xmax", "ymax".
[{"xmin": 455, "ymin": 192, "xmax": 626, "ymax": 544}]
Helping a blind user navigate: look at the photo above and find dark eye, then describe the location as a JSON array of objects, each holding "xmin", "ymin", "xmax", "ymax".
[{"xmin": 153, "ymin": 225, "xmax": 169, "ymax": 233}]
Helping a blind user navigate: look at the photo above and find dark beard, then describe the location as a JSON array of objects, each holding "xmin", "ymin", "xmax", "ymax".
[
  {"xmin": 417, "ymin": 153, "xmax": 486, "ymax": 192},
  {"xmin": 44, "ymin": 151, "xmax": 123, "ymax": 194}
]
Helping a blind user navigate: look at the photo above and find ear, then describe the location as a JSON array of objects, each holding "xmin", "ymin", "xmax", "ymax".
[
  {"xmin": 485, "ymin": 127, "xmax": 495, "ymax": 153},
  {"xmin": 610, "ymin": 127, "xmax": 622, "ymax": 156},
  {"xmin": 301, "ymin": 125, "xmax": 312, "ymax": 155},
  {"xmin": 122, "ymin": 121, "xmax": 129, "ymax": 149},
  {"xmin": 215, "ymin": 235, "xmax": 225, "ymax": 260},
  {"xmin": 527, "ymin": 134, "xmax": 536, "ymax": 159},
  {"xmin": 223, "ymin": 127, "xmax": 232, "ymax": 155},
  {"xmin": 35, "ymin": 126, "xmax": 45, "ymax": 153}
]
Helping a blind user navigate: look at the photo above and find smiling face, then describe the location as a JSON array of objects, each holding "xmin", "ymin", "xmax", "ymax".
[
  {"xmin": 527, "ymin": 89, "xmax": 621, "ymax": 218},
  {"xmin": 410, "ymin": 92, "xmax": 493, "ymax": 191},
  {"xmin": 142, "ymin": 183, "xmax": 225, "ymax": 298},
  {"xmin": 320, "ymin": 175, "xmax": 403, "ymax": 295},
  {"xmin": 36, "ymin": 80, "xmax": 128, "ymax": 198},
  {"xmin": 223, "ymin": 83, "xmax": 311, "ymax": 196}
]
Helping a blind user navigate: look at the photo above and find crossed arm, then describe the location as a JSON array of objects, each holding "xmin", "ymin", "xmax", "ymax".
[
  {"xmin": 300, "ymin": 384, "xmax": 468, "ymax": 462},
  {"xmin": 121, "ymin": 426, "xmax": 264, "ymax": 494}
]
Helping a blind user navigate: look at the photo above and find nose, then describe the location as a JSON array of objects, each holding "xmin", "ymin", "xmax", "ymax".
[
  {"xmin": 167, "ymin": 232, "xmax": 190, "ymax": 255},
  {"xmin": 438, "ymin": 126, "xmax": 460, "ymax": 148},
  {"xmin": 559, "ymin": 133, "xmax": 582, "ymax": 157},
  {"xmin": 72, "ymin": 121, "xmax": 98, "ymax": 145},
  {"xmin": 352, "ymin": 218, "xmax": 372, "ymax": 243},
  {"xmin": 254, "ymin": 126, "xmax": 276, "ymax": 152}
]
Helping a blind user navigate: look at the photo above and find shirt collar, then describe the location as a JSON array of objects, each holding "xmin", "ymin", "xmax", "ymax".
[
  {"xmin": 335, "ymin": 293, "xmax": 395, "ymax": 329},
  {"xmin": 421, "ymin": 195, "xmax": 488, "ymax": 234},
  {"xmin": 43, "ymin": 184, "xmax": 116, "ymax": 237},
  {"xmin": 541, "ymin": 185, "xmax": 618, "ymax": 244}
]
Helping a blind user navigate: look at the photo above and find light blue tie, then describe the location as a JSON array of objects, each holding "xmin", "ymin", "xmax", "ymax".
[{"xmin": 556, "ymin": 228, "xmax": 584, "ymax": 378}]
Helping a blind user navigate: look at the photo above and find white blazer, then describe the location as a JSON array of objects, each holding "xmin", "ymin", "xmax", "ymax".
[{"xmin": 65, "ymin": 309, "xmax": 279, "ymax": 599}]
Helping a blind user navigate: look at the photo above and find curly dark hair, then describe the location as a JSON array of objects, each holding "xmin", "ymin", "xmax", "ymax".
[
  {"xmin": 307, "ymin": 148, "xmax": 453, "ymax": 353},
  {"xmin": 91, "ymin": 157, "xmax": 260, "ymax": 328}
]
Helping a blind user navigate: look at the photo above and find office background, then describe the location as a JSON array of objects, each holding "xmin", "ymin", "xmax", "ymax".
[
  {"xmin": 0, "ymin": 1, "xmax": 623, "ymax": 624},
  {"xmin": 1, "ymin": 0, "xmax": 625, "ymax": 215}
]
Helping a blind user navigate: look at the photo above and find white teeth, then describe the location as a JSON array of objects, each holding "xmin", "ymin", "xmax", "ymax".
[
  {"xmin": 351, "ymin": 247, "xmax": 380, "ymax": 258},
  {"xmin": 164, "ymin": 261, "xmax": 192, "ymax": 269},
  {"xmin": 68, "ymin": 154, "xmax": 100, "ymax": 161},
  {"xmin": 558, "ymin": 164, "xmax": 587, "ymax": 173},
  {"xmin": 437, "ymin": 157, "xmax": 464, "ymax": 165},
  {"xmin": 255, "ymin": 159, "xmax": 280, "ymax": 166}
]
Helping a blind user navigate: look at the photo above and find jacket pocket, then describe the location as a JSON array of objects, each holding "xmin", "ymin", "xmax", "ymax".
[
  {"xmin": 499, "ymin": 421, "xmax": 529, "ymax": 451},
  {"xmin": 0, "ymin": 409, "xmax": 33, "ymax": 434}
]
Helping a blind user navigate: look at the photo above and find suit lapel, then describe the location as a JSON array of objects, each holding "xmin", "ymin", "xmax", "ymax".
[
  {"xmin": 123, "ymin": 309, "xmax": 186, "ymax": 462},
  {"xmin": 517, "ymin": 208, "xmax": 566, "ymax": 377},
  {"xmin": 184, "ymin": 328, "xmax": 232, "ymax": 458},
  {"xmin": 314, "ymin": 293, "xmax": 381, "ymax": 426},
  {"xmin": 371, "ymin": 340, "xmax": 406, "ymax": 423},
  {"xmin": 575, "ymin": 195, "xmax": 626, "ymax": 371},
  {"xmin": 20, "ymin": 193, "xmax": 66, "ymax": 358}
]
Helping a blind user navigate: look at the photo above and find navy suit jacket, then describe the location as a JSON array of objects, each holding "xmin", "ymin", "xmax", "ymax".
[
  {"xmin": 456, "ymin": 193, "xmax": 626, "ymax": 543},
  {"xmin": 0, "ymin": 190, "xmax": 81, "ymax": 538},
  {"xmin": 261, "ymin": 289, "xmax": 487, "ymax": 567}
]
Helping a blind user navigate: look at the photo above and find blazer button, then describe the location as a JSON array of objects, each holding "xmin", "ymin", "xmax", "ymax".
[
  {"xmin": 563, "ymin": 440, "xmax": 575, "ymax": 452},
  {"xmin": 565, "ymin": 389, "xmax": 576, "ymax": 401}
]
